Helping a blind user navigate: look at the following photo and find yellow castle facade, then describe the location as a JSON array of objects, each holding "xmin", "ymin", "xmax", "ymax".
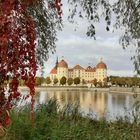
[{"xmin": 50, "ymin": 58, "xmax": 107, "ymax": 83}]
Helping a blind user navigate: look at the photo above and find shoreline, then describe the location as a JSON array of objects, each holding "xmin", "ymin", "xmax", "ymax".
[{"xmin": 19, "ymin": 86, "xmax": 140, "ymax": 94}]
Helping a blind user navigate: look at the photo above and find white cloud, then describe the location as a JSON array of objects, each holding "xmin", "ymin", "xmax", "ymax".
[{"xmin": 39, "ymin": 1, "xmax": 136, "ymax": 77}]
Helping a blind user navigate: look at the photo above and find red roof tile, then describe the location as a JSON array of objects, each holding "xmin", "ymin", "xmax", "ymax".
[
  {"xmin": 50, "ymin": 67, "xmax": 57, "ymax": 74},
  {"xmin": 96, "ymin": 62, "xmax": 107, "ymax": 69},
  {"xmin": 57, "ymin": 59, "xmax": 68, "ymax": 68},
  {"xmin": 73, "ymin": 64, "xmax": 84, "ymax": 70}
]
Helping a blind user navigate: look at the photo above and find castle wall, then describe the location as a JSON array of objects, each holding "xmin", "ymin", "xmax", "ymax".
[
  {"xmin": 57, "ymin": 67, "xmax": 68, "ymax": 80},
  {"xmin": 96, "ymin": 69, "xmax": 107, "ymax": 82}
]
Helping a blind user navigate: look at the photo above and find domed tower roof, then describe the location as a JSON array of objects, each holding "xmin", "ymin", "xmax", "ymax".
[
  {"xmin": 57, "ymin": 59, "xmax": 68, "ymax": 68},
  {"xmin": 50, "ymin": 67, "xmax": 57, "ymax": 74},
  {"xmin": 96, "ymin": 58, "xmax": 107, "ymax": 69}
]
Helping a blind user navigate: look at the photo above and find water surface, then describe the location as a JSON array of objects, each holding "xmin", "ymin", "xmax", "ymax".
[{"xmin": 21, "ymin": 90, "xmax": 140, "ymax": 120}]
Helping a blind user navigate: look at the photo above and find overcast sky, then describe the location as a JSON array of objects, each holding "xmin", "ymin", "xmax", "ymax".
[{"xmin": 39, "ymin": 1, "xmax": 136, "ymax": 77}]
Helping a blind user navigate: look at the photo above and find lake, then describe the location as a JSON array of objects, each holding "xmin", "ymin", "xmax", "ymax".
[{"xmin": 21, "ymin": 89, "xmax": 140, "ymax": 121}]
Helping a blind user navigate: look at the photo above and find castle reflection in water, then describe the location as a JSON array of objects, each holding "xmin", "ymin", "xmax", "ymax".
[{"xmin": 35, "ymin": 90, "xmax": 140, "ymax": 120}]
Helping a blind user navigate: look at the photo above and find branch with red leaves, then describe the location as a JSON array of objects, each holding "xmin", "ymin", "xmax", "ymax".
[{"xmin": 0, "ymin": 0, "xmax": 62, "ymax": 136}]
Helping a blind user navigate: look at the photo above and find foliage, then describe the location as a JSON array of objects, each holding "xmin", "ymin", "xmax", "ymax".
[
  {"xmin": 92, "ymin": 78, "xmax": 97, "ymax": 87},
  {"xmin": 2, "ymin": 101, "xmax": 140, "ymax": 140},
  {"xmin": 97, "ymin": 81, "xmax": 102, "ymax": 87},
  {"xmin": 109, "ymin": 76, "xmax": 140, "ymax": 87},
  {"xmin": 36, "ymin": 77, "xmax": 45, "ymax": 86},
  {"xmin": 0, "ymin": 0, "xmax": 38, "ymax": 131},
  {"xmin": 82, "ymin": 79, "xmax": 86, "ymax": 85},
  {"xmin": 28, "ymin": 0, "xmax": 62, "ymax": 66},
  {"xmin": 46, "ymin": 77, "xmax": 51, "ymax": 85},
  {"xmin": 53, "ymin": 78, "xmax": 58, "ymax": 85},
  {"xmin": 67, "ymin": 78, "xmax": 73, "ymax": 86},
  {"xmin": 60, "ymin": 76, "xmax": 67, "ymax": 85},
  {"xmin": 103, "ymin": 77, "xmax": 108, "ymax": 87},
  {"xmin": 74, "ymin": 77, "xmax": 80, "ymax": 85},
  {"xmin": 0, "ymin": 0, "xmax": 62, "ymax": 131},
  {"xmin": 1, "ymin": 0, "xmax": 140, "ymax": 134}
]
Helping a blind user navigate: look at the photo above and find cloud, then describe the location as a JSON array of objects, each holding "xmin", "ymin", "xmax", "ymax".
[{"xmin": 39, "ymin": 1, "xmax": 135, "ymax": 77}]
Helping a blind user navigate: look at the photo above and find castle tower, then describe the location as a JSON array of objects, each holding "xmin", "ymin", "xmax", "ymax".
[
  {"xmin": 96, "ymin": 58, "xmax": 107, "ymax": 82},
  {"xmin": 57, "ymin": 57, "xmax": 68, "ymax": 80}
]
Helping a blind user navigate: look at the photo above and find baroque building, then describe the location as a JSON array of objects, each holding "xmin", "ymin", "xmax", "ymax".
[{"xmin": 50, "ymin": 57, "xmax": 107, "ymax": 83}]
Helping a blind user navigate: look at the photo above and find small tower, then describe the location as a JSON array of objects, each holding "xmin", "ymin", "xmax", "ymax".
[
  {"xmin": 57, "ymin": 57, "xmax": 68, "ymax": 80},
  {"xmin": 96, "ymin": 58, "xmax": 107, "ymax": 82},
  {"xmin": 55, "ymin": 56, "xmax": 58, "ymax": 69}
]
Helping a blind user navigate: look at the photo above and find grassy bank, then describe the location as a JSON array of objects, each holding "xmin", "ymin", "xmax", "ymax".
[{"xmin": 2, "ymin": 100, "xmax": 140, "ymax": 140}]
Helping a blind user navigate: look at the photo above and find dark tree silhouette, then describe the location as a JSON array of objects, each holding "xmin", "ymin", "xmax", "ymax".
[
  {"xmin": 46, "ymin": 77, "xmax": 52, "ymax": 85},
  {"xmin": 67, "ymin": 78, "xmax": 73, "ymax": 86},
  {"xmin": 60, "ymin": 76, "xmax": 67, "ymax": 85},
  {"xmin": 74, "ymin": 77, "xmax": 80, "ymax": 85},
  {"xmin": 53, "ymin": 78, "xmax": 58, "ymax": 85}
]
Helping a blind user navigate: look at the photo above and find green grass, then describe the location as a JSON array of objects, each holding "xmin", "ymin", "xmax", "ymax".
[{"xmin": 2, "ymin": 100, "xmax": 140, "ymax": 140}]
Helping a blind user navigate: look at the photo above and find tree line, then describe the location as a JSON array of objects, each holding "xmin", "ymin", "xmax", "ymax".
[
  {"xmin": 18, "ymin": 76, "xmax": 108, "ymax": 87},
  {"xmin": 19, "ymin": 76, "xmax": 81, "ymax": 86},
  {"xmin": 109, "ymin": 76, "xmax": 140, "ymax": 87},
  {"xmin": 18, "ymin": 76, "xmax": 140, "ymax": 87}
]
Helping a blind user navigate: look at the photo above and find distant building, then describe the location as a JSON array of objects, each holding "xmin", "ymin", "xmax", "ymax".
[{"xmin": 50, "ymin": 57, "xmax": 107, "ymax": 83}]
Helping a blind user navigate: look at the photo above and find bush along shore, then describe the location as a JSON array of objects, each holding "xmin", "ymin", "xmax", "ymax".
[{"xmin": 2, "ymin": 100, "xmax": 140, "ymax": 140}]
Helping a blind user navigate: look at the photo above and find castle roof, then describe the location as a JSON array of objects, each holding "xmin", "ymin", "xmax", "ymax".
[
  {"xmin": 68, "ymin": 69, "xmax": 73, "ymax": 71},
  {"xmin": 87, "ymin": 66, "xmax": 92, "ymax": 69},
  {"xmin": 96, "ymin": 58, "xmax": 107, "ymax": 69},
  {"xmin": 96, "ymin": 61, "xmax": 107, "ymax": 69},
  {"xmin": 50, "ymin": 67, "xmax": 57, "ymax": 74},
  {"xmin": 57, "ymin": 59, "xmax": 68, "ymax": 68},
  {"xmin": 85, "ymin": 67, "xmax": 96, "ymax": 72},
  {"xmin": 73, "ymin": 64, "xmax": 84, "ymax": 70}
]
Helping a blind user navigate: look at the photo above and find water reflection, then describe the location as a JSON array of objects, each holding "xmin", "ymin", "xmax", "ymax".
[{"xmin": 34, "ymin": 90, "xmax": 140, "ymax": 120}]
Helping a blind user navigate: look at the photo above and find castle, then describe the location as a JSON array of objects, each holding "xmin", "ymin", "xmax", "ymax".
[{"xmin": 50, "ymin": 57, "xmax": 107, "ymax": 83}]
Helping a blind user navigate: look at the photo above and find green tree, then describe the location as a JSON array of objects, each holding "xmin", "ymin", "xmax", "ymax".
[
  {"xmin": 74, "ymin": 77, "xmax": 80, "ymax": 85},
  {"xmin": 92, "ymin": 78, "xmax": 97, "ymax": 87},
  {"xmin": 46, "ymin": 77, "xmax": 51, "ymax": 85},
  {"xmin": 82, "ymin": 79, "xmax": 86, "ymax": 85},
  {"xmin": 60, "ymin": 76, "xmax": 67, "ymax": 86},
  {"xmin": 67, "ymin": 78, "xmax": 73, "ymax": 86},
  {"xmin": 53, "ymin": 78, "xmax": 58, "ymax": 85},
  {"xmin": 28, "ymin": 0, "xmax": 62, "ymax": 66},
  {"xmin": 103, "ymin": 77, "xmax": 108, "ymax": 87},
  {"xmin": 36, "ymin": 77, "xmax": 42, "ymax": 86},
  {"xmin": 97, "ymin": 81, "xmax": 102, "ymax": 87},
  {"xmin": 36, "ymin": 77, "xmax": 45, "ymax": 86},
  {"xmin": 126, "ymin": 78, "xmax": 133, "ymax": 87}
]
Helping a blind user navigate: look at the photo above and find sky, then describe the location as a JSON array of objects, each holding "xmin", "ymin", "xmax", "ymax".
[{"xmin": 39, "ymin": 1, "xmax": 136, "ymax": 77}]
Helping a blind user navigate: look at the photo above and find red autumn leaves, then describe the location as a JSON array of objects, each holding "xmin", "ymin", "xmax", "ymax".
[
  {"xmin": 0, "ymin": 0, "xmax": 62, "ymax": 131},
  {"xmin": 0, "ymin": 0, "xmax": 36, "ymax": 130}
]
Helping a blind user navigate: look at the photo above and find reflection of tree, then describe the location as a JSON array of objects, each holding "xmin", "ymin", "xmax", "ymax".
[
  {"xmin": 74, "ymin": 92, "xmax": 80, "ymax": 101},
  {"xmin": 81, "ymin": 92, "xmax": 86, "ymax": 102},
  {"xmin": 38, "ymin": 90, "xmax": 108, "ymax": 118},
  {"xmin": 76, "ymin": 92, "xmax": 108, "ymax": 118},
  {"xmin": 94, "ymin": 93, "xmax": 98, "ymax": 103},
  {"xmin": 67, "ymin": 92, "xmax": 73, "ymax": 102}
]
